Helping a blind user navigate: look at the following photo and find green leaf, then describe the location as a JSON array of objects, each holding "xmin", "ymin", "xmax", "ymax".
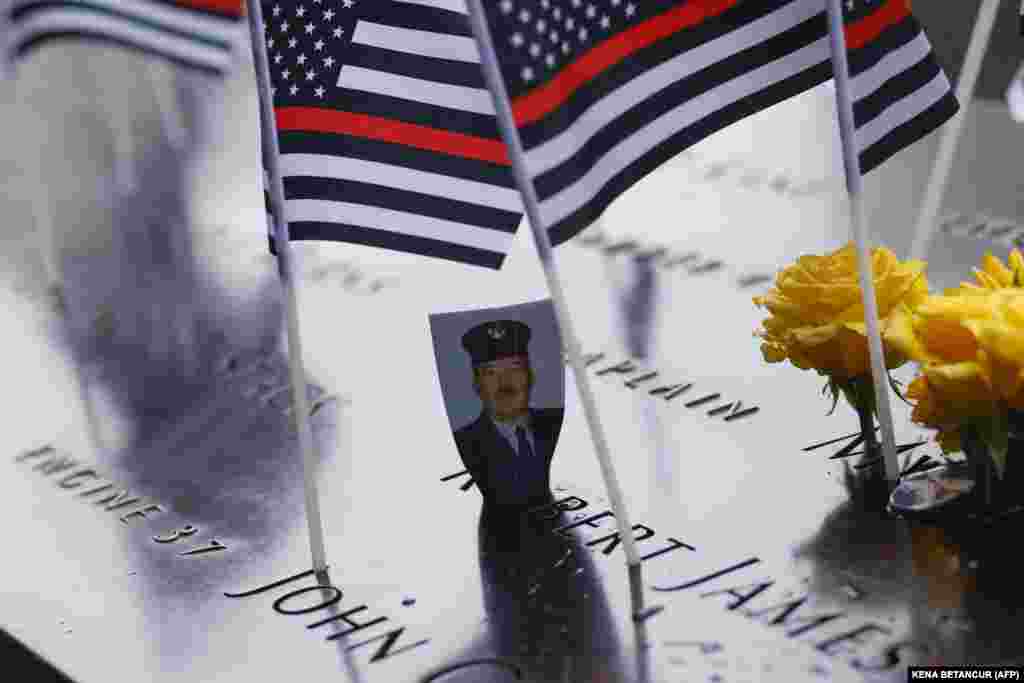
[
  {"xmin": 888, "ymin": 372, "xmax": 912, "ymax": 407},
  {"xmin": 971, "ymin": 410, "xmax": 1010, "ymax": 479},
  {"xmin": 824, "ymin": 378, "xmax": 841, "ymax": 416}
]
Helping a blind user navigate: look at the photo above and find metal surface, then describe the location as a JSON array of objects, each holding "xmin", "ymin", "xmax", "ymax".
[{"xmin": 2, "ymin": 35, "xmax": 1024, "ymax": 683}]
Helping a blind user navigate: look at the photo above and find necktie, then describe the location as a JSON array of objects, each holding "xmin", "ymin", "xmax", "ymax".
[{"xmin": 516, "ymin": 425, "xmax": 535, "ymax": 460}]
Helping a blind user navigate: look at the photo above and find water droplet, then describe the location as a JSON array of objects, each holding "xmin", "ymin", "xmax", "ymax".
[{"xmin": 401, "ymin": 597, "xmax": 416, "ymax": 607}]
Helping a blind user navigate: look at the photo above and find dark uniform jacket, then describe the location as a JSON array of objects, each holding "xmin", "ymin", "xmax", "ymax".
[{"xmin": 453, "ymin": 407, "xmax": 564, "ymax": 511}]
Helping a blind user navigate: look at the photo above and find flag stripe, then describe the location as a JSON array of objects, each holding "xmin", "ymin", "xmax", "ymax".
[
  {"xmin": 287, "ymin": 221, "xmax": 505, "ymax": 268},
  {"xmin": 854, "ymin": 46, "xmax": 940, "ymax": 128},
  {"xmin": 857, "ymin": 68, "xmax": 951, "ymax": 153},
  {"xmin": 538, "ymin": 38, "xmax": 831, "ymax": 229},
  {"xmin": 396, "ymin": 0, "xmax": 466, "ymax": 14},
  {"xmin": 12, "ymin": 0, "xmax": 240, "ymax": 41},
  {"xmin": 850, "ymin": 21, "xmax": 928, "ymax": 100},
  {"xmin": 860, "ymin": 91, "xmax": 957, "ymax": 174},
  {"xmin": 9, "ymin": 9, "xmax": 233, "ymax": 70},
  {"xmin": 157, "ymin": 0, "xmax": 240, "ymax": 20},
  {"xmin": 279, "ymin": 153, "xmax": 521, "ymax": 211},
  {"xmin": 544, "ymin": 63, "xmax": 831, "ymax": 245},
  {"xmin": 338, "ymin": 65, "xmax": 495, "ymax": 115},
  {"xmin": 283, "ymin": 177, "xmax": 521, "ymax": 231},
  {"xmin": 275, "ymin": 107, "xmax": 510, "ymax": 164},
  {"xmin": 346, "ymin": 42, "xmax": 485, "ymax": 89},
  {"xmin": 358, "ymin": 2, "xmax": 472, "ymax": 36},
  {"xmin": 843, "ymin": 0, "xmax": 909, "ymax": 51},
  {"xmin": 330, "ymin": 89, "xmax": 500, "ymax": 139},
  {"xmin": 351, "ymin": 20, "xmax": 478, "ymax": 62},
  {"xmin": 282, "ymin": 199, "xmax": 516, "ymax": 253},
  {"xmin": 511, "ymin": 0, "xmax": 742, "ymax": 126},
  {"xmin": 278, "ymin": 131, "xmax": 516, "ymax": 187},
  {"xmin": 521, "ymin": 1, "xmax": 822, "ymax": 176},
  {"xmin": 845, "ymin": 8, "xmax": 919, "ymax": 75}
]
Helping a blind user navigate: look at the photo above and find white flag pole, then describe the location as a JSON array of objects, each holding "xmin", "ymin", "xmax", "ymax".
[
  {"xmin": 11, "ymin": 60, "xmax": 108, "ymax": 460},
  {"xmin": 465, "ymin": 0, "xmax": 640, "ymax": 567},
  {"xmin": 244, "ymin": 0, "xmax": 328, "ymax": 572},
  {"xmin": 26, "ymin": 162, "xmax": 108, "ymax": 461},
  {"xmin": 106, "ymin": 76, "xmax": 141, "ymax": 197},
  {"xmin": 909, "ymin": 0, "xmax": 1002, "ymax": 261},
  {"xmin": 145, "ymin": 59, "xmax": 189, "ymax": 152},
  {"xmin": 825, "ymin": 0, "xmax": 899, "ymax": 482},
  {"xmin": 142, "ymin": 58, "xmax": 198, "ymax": 374}
]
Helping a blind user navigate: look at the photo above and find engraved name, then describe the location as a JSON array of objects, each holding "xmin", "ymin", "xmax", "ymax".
[
  {"xmin": 12, "ymin": 446, "xmax": 228, "ymax": 557},
  {"xmin": 224, "ymin": 570, "xmax": 428, "ymax": 666},
  {"xmin": 440, "ymin": 479, "xmax": 925, "ymax": 673},
  {"xmin": 573, "ymin": 230, "xmax": 774, "ymax": 292},
  {"xmin": 572, "ymin": 351, "xmax": 760, "ymax": 423}
]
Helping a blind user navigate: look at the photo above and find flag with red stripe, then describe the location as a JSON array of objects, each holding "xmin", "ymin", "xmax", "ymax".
[
  {"xmin": 7, "ymin": 0, "xmax": 244, "ymax": 75},
  {"xmin": 262, "ymin": 0, "xmax": 523, "ymax": 269},
  {"xmin": 478, "ymin": 0, "xmax": 958, "ymax": 245}
]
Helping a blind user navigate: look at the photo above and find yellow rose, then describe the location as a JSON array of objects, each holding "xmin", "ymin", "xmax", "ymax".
[
  {"xmin": 886, "ymin": 288, "xmax": 1024, "ymax": 457},
  {"xmin": 952, "ymin": 249, "xmax": 1024, "ymax": 293},
  {"xmin": 754, "ymin": 243, "xmax": 928, "ymax": 380}
]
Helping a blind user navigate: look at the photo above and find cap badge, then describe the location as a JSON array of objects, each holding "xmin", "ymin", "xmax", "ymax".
[{"xmin": 487, "ymin": 323, "xmax": 506, "ymax": 340}]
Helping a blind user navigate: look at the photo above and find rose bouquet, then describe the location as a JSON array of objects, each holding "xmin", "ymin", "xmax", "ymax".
[{"xmin": 885, "ymin": 250, "xmax": 1024, "ymax": 505}]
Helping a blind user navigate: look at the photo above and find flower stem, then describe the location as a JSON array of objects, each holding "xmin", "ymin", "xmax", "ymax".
[{"xmin": 855, "ymin": 399, "xmax": 880, "ymax": 465}]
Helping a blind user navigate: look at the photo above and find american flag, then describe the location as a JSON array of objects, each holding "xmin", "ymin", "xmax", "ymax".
[
  {"xmin": 6, "ymin": 0, "xmax": 245, "ymax": 75},
  {"xmin": 262, "ymin": 0, "xmax": 523, "ymax": 269},
  {"xmin": 476, "ymin": 0, "xmax": 959, "ymax": 245}
]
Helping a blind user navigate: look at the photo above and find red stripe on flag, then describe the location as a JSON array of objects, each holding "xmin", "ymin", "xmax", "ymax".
[
  {"xmin": 844, "ymin": 0, "xmax": 910, "ymax": 51},
  {"xmin": 511, "ymin": 0, "xmax": 739, "ymax": 127},
  {"xmin": 173, "ymin": 0, "xmax": 243, "ymax": 17},
  {"xmin": 275, "ymin": 108, "xmax": 511, "ymax": 165}
]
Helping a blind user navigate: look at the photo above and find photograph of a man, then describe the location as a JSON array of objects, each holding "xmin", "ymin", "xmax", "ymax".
[
  {"xmin": 431, "ymin": 301, "xmax": 565, "ymax": 511},
  {"xmin": 448, "ymin": 316, "xmax": 564, "ymax": 510}
]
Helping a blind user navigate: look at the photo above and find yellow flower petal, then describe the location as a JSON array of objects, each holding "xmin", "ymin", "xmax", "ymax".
[
  {"xmin": 924, "ymin": 362, "xmax": 993, "ymax": 403},
  {"xmin": 980, "ymin": 252, "xmax": 1014, "ymax": 288},
  {"xmin": 1008, "ymin": 249, "xmax": 1024, "ymax": 279},
  {"xmin": 754, "ymin": 243, "xmax": 926, "ymax": 379}
]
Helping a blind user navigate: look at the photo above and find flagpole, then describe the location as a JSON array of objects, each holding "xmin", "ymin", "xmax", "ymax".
[
  {"xmin": 143, "ymin": 57, "xmax": 198, "ymax": 375},
  {"xmin": 145, "ymin": 59, "xmax": 188, "ymax": 152},
  {"xmin": 9, "ymin": 59, "xmax": 109, "ymax": 461},
  {"xmin": 244, "ymin": 0, "xmax": 328, "ymax": 572},
  {"xmin": 465, "ymin": 0, "xmax": 641, "ymax": 567},
  {"xmin": 908, "ymin": 0, "xmax": 1002, "ymax": 261},
  {"xmin": 24, "ymin": 143, "xmax": 108, "ymax": 461},
  {"xmin": 824, "ymin": 0, "xmax": 899, "ymax": 483},
  {"xmin": 75, "ymin": 57, "xmax": 143, "ymax": 345}
]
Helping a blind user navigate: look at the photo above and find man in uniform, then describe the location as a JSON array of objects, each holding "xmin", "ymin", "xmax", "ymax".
[{"xmin": 453, "ymin": 320, "xmax": 564, "ymax": 511}]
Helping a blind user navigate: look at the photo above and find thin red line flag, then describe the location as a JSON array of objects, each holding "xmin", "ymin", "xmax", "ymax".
[
  {"xmin": 477, "ymin": 0, "xmax": 958, "ymax": 244},
  {"xmin": 262, "ymin": 0, "xmax": 523, "ymax": 269}
]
